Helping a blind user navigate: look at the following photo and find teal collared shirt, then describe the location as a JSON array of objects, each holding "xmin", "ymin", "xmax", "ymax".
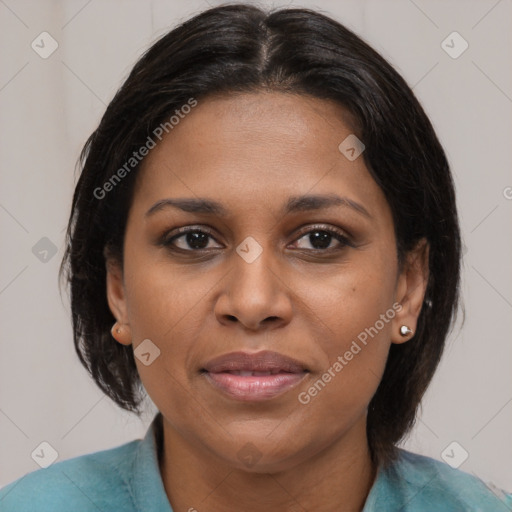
[{"xmin": 1, "ymin": 413, "xmax": 510, "ymax": 511}]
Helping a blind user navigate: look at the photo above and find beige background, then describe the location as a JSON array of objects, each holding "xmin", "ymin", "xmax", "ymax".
[{"xmin": 1, "ymin": 0, "xmax": 511, "ymax": 492}]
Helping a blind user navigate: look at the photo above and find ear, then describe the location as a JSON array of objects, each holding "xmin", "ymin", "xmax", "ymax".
[
  {"xmin": 391, "ymin": 238, "xmax": 429, "ymax": 344},
  {"xmin": 105, "ymin": 255, "xmax": 132, "ymax": 346}
]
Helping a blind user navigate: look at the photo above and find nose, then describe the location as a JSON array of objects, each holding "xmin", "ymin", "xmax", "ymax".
[{"xmin": 214, "ymin": 245, "xmax": 293, "ymax": 332}]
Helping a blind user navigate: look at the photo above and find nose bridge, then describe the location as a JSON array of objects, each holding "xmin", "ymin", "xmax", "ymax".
[
  {"xmin": 232, "ymin": 235, "xmax": 278, "ymax": 302},
  {"xmin": 214, "ymin": 235, "xmax": 292, "ymax": 330}
]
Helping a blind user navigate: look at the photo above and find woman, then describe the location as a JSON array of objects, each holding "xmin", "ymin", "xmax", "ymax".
[{"xmin": 1, "ymin": 4, "xmax": 509, "ymax": 511}]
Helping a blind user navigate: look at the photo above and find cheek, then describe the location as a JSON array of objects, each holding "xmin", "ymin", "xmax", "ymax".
[
  {"xmin": 297, "ymin": 258, "xmax": 396, "ymax": 406},
  {"xmin": 301, "ymin": 253, "xmax": 396, "ymax": 342},
  {"xmin": 123, "ymin": 243, "xmax": 210, "ymax": 340},
  {"xmin": 122, "ymin": 255, "xmax": 207, "ymax": 393}
]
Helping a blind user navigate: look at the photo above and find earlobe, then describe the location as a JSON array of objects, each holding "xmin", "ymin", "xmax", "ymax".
[
  {"xmin": 391, "ymin": 238, "xmax": 429, "ymax": 344},
  {"xmin": 105, "ymin": 257, "xmax": 132, "ymax": 345},
  {"xmin": 111, "ymin": 321, "xmax": 132, "ymax": 346}
]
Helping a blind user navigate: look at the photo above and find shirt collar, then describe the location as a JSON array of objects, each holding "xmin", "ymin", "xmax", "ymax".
[
  {"xmin": 131, "ymin": 414, "xmax": 432, "ymax": 512},
  {"xmin": 130, "ymin": 412, "xmax": 173, "ymax": 512}
]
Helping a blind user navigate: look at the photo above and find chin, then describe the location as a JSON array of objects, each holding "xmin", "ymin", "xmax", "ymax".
[{"xmin": 212, "ymin": 433, "xmax": 313, "ymax": 474}]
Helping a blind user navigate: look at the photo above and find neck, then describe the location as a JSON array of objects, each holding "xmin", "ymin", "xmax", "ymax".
[{"xmin": 158, "ymin": 415, "xmax": 377, "ymax": 512}]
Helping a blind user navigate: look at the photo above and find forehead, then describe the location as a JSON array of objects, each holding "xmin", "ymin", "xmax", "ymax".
[{"xmin": 130, "ymin": 92, "xmax": 389, "ymax": 223}]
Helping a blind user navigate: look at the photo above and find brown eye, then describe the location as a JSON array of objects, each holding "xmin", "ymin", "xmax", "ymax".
[
  {"xmin": 292, "ymin": 226, "xmax": 353, "ymax": 251},
  {"xmin": 163, "ymin": 227, "xmax": 222, "ymax": 251}
]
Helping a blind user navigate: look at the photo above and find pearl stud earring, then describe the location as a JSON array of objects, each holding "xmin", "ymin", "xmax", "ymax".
[{"xmin": 400, "ymin": 325, "xmax": 413, "ymax": 336}]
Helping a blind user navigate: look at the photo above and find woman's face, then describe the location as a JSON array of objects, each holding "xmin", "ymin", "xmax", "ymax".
[{"xmin": 107, "ymin": 92, "xmax": 428, "ymax": 472}]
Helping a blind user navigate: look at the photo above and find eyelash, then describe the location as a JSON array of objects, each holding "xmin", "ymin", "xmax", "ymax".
[{"xmin": 160, "ymin": 224, "xmax": 354, "ymax": 254}]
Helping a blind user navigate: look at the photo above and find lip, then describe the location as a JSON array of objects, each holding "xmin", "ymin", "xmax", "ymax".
[{"xmin": 202, "ymin": 350, "xmax": 309, "ymax": 402}]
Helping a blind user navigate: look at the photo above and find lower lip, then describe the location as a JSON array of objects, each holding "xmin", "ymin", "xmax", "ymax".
[{"xmin": 203, "ymin": 371, "xmax": 307, "ymax": 401}]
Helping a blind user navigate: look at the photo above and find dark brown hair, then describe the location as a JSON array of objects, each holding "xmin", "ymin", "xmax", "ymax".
[{"xmin": 59, "ymin": 3, "xmax": 462, "ymax": 467}]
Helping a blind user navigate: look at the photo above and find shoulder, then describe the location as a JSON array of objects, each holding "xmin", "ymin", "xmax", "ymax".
[
  {"xmin": 367, "ymin": 448, "xmax": 512, "ymax": 511},
  {"xmin": 0, "ymin": 440, "xmax": 140, "ymax": 512}
]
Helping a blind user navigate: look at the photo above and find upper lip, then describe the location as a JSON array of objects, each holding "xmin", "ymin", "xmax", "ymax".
[{"xmin": 202, "ymin": 350, "xmax": 308, "ymax": 373}]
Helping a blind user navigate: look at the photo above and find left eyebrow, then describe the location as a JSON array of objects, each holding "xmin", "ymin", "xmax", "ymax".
[
  {"xmin": 145, "ymin": 193, "xmax": 372, "ymax": 219},
  {"xmin": 283, "ymin": 194, "xmax": 372, "ymax": 219}
]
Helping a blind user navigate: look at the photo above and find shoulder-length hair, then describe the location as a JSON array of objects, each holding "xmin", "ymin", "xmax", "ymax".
[{"xmin": 60, "ymin": 3, "xmax": 462, "ymax": 467}]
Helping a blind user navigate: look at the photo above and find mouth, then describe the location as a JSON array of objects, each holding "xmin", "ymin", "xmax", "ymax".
[{"xmin": 201, "ymin": 350, "xmax": 309, "ymax": 402}]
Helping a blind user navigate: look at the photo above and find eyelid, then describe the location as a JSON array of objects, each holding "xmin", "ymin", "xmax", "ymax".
[{"xmin": 293, "ymin": 223, "xmax": 351, "ymax": 240}]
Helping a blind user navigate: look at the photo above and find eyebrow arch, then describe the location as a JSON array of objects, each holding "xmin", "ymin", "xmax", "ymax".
[{"xmin": 145, "ymin": 193, "xmax": 371, "ymax": 219}]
